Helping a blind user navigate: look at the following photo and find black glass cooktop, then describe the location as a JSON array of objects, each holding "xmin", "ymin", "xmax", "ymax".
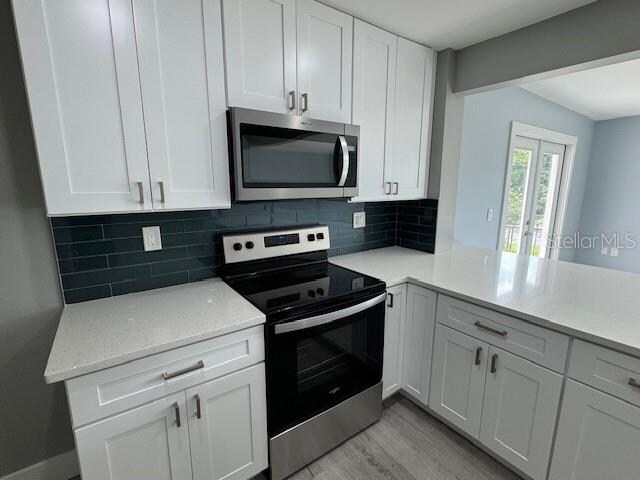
[{"xmin": 223, "ymin": 262, "xmax": 385, "ymax": 321}]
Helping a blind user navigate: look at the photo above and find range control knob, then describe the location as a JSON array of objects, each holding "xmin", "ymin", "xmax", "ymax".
[
  {"xmin": 316, "ymin": 232, "xmax": 325, "ymax": 240},
  {"xmin": 307, "ymin": 234, "xmax": 316, "ymax": 241},
  {"xmin": 308, "ymin": 289, "xmax": 316, "ymax": 298},
  {"xmin": 245, "ymin": 241, "xmax": 255, "ymax": 249},
  {"xmin": 233, "ymin": 242, "xmax": 243, "ymax": 251},
  {"xmin": 316, "ymin": 288, "xmax": 324, "ymax": 296}
]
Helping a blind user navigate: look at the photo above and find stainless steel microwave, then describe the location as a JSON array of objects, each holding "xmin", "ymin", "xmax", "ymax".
[{"xmin": 228, "ymin": 108, "xmax": 359, "ymax": 201}]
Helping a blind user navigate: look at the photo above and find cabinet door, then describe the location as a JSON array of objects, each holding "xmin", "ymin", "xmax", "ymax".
[
  {"xmin": 352, "ymin": 20, "xmax": 396, "ymax": 202},
  {"xmin": 296, "ymin": 0, "xmax": 352, "ymax": 123},
  {"xmin": 223, "ymin": 0, "xmax": 297, "ymax": 114},
  {"xmin": 187, "ymin": 364, "xmax": 268, "ymax": 480},
  {"xmin": 391, "ymin": 38, "xmax": 435, "ymax": 200},
  {"xmin": 74, "ymin": 392, "xmax": 192, "ymax": 480},
  {"xmin": 12, "ymin": 0, "xmax": 152, "ymax": 215},
  {"xmin": 382, "ymin": 285, "xmax": 407, "ymax": 399},
  {"xmin": 133, "ymin": 0, "xmax": 230, "ymax": 210},
  {"xmin": 480, "ymin": 347, "xmax": 563, "ymax": 480},
  {"xmin": 429, "ymin": 324, "xmax": 487, "ymax": 437},
  {"xmin": 402, "ymin": 285, "xmax": 436, "ymax": 405},
  {"xmin": 549, "ymin": 380, "xmax": 640, "ymax": 480}
]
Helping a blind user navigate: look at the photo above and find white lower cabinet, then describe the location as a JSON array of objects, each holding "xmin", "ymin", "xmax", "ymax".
[
  {"xmin": 382, "ymin": 285, "xmax": 407, "ymax": 399},
  {"xmin": 429, "ymin": 324, "xmax": 488, "ymax": 437},
  {"xmin": 549, "ymin": 380, "xmax": 640, "ymax": 480},
  {"xmin": 480, "ymin": 347, "xmax": 562, "ymax": 480},
  {"xmin": 75, "ymin": 392, "xmax": 193, "ymax": 480},
  {"xmin": 187, "ymin": 364, "xmax": 268, "ymax": 480},
  {"xmin": 401, "ymin": 285, "xmax": 436, "ymax": 405},
  {"xmin": 76, "ymin": 365, "xmax": 267, "ymax": 480}
]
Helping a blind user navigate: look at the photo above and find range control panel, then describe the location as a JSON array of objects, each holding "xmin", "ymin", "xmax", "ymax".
[{"xmin": 222, "ymin": 226, "xmax": 331, "ymax": 264}]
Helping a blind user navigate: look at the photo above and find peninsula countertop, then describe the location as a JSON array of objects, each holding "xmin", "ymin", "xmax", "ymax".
[
  {"xmin": 330, "ymin": 246, "xmax": 640, "ymax": 358},
  {"xmin": 44, "ymin": 278, "xmax": 265, "ymax": 383}
]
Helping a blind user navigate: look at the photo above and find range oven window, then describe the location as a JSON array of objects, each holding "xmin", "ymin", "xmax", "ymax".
[
  {"xmin": 240, "ymin": 124, "xmax": 357, "ymax": 188},
  {"xmin": 266, "ymin": 294, "xmax": 384, "ymax": 436}
]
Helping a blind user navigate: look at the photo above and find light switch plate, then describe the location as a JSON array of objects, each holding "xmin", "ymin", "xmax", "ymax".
[
  {"xmin": 142, "ymin": 226, "xmax": 162, "ymax": 252},
  {"xmin": 353, "ymin": 211, "xmax": 366, "ymax": 229}
]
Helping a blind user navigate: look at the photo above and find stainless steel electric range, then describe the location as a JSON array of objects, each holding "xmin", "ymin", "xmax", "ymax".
[{"xmin": 221, "ymin": 225, "xmax": 386, "ymax": 480}]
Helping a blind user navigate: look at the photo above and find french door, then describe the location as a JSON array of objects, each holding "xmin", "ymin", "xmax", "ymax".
[{"xmin": 501, "ymin": 135, "xmax": 566, "ymax": 258}]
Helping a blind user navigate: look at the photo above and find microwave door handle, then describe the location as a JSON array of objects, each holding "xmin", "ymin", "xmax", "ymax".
[
  {"xmin": 337, "ymin": 135, "xmax": 349, "ymax": 187},
  {"xmin": 274, "ymin": 292, "xmax": 387, "ymax": 335}
]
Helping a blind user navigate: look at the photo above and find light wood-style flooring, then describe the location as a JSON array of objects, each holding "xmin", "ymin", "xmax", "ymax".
[{"xmin": 284, "ymin": 395, "xmax": 522, "ymax": 480}]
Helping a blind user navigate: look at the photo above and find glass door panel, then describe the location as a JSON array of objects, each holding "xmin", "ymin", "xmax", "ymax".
[{"xmin": 502, "ymin": 136, "xmax": 538, "ymax": 254}]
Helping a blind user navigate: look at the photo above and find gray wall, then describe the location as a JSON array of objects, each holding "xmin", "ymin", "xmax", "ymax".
[
  {"xmin": 574, "ymin": 116, "xmax": 640, "ymax": 272},
  {"xmin": 454, "ymin": 0, "xmax": 640, "ymax": 94},
  {"xmin": 453, "ymin": 87, "xmax": 595, "ymax": 261},
  {"xmin": 0, "ymin": 1, "xmax": 74, "ymax": 475}
]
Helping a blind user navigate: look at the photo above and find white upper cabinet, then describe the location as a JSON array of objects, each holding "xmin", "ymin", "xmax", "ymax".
[
  {"xmin": 296, "ymin": 0, "xmax": 352, "ymax": 123},
  {"xmin": 223, "ymin": 0, "xmax": 352, "ymax": 122},
  {"xmin": 12, "ymin": 0, "xmax": 152, "ymax": 215},
  {"xmin": 352, "ymin": 20, "xmax": 396, "ymax": 201},
  {"xmin": 13, "ymin": 0, "xmax": 230, "ymax": 215},
  {"xmin": 223, "ymin": 0, "xmax": 297, "ymax": 114},
  {"xmin": 353, "ymin": 24, "xmax": 435, "ymax": 202},
  {"xmin": 392, "ymin": 38, "xmax": 435, "ymax": 200},
  {"xmin": 133, "ymin": 0, "xmax": 230, "ymax": 211}
]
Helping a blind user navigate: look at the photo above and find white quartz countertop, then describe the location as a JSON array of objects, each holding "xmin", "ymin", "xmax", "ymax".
[
  {"xmin": 331, "ymin": 246, "xmax": 640, "ymax": 358},
  {"xmin": 44, "ymin": 278, "xmax": 265, "ymax": 383}
]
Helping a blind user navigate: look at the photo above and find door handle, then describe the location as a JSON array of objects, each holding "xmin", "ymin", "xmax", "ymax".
[
  {"xmin": 195, "ymin": 394, "xmax": 202, "ymax": 419},
  {"xmin": 387, "ymin": 292, "xmax": 394, "ymax": 308},
  {"xmin": 337, "ymin": 136, "xmax": 349, "ymax": 187},
  {"xmin": 288, "ymin": 90, "xmax": 296, "ymax": 111},
  {"xmin": 173, "ymin": 402, "xmax": 181, "ymax": 427},
  {"xmin": 135, "ymin": 181, "xmax": 144, "ymax": 205},
  {"xmin": 158, "ymin": 180, "xmax": 166, "ymax": 204},
  {"xmin": 385, "ymin": 182, "xmax": 392, "ymax": 195},
  {"xmin": 474, "ymin": 321, "xmax": 508, "ymax": 337},
  {"xmin": 475, "ymin": 347, "xmax": 482, "ymax": 366},
  {"xmin": 393, "ymin": 182, "xmax": 399, "ymax": 195},
  {"xmin": 490, "ymin": 353, "xmax": 499, "ymax": 373},
  {"xmin": 301, "ymin": 93, "xmax": 309, "ymax": 112}
]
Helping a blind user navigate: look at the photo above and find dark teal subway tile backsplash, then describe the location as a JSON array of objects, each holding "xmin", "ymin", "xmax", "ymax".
[{"xmin": 52, "ymin": 198, "xmax": 437, "ymax": 304}]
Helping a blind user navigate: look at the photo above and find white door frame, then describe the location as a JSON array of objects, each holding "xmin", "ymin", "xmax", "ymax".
[{"xmin": 497, "ymin": 121, "xmax": 578, "ymax": 260}]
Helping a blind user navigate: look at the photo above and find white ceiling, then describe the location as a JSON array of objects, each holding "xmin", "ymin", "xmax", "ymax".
[
  {"xmin": 320, "ymin": 0, "xmax": 595, "ymax": 50},
  {"xmin": 522, "ymin": 59, "xmax": 640, "ymax": 121}
]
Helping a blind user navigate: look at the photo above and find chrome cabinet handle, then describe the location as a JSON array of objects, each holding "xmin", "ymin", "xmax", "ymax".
[
  {"xmin": 337, "ymin": 136, "xmax": 349, "ymax": 187},
  {"xmin": 475, "ymin": 347, "xmax": 482, "ymax": 366},
  {"xmin": 162, "ymin": 360, "xmax": 205, "ymax": 381},
  {"xmin": 629, "ymin": 378, "xmax": 640, "ymax": 390},
  {"xmin": 385, "ymin": 182, "xmax": 392, "ymax": 195},
  {"xmin": 301, "ymin": 93, "xmax": 308, "ymax": 112},
  {"xmin": 393, "ymin": 182, "xmax": 399, "ymax": 195},
  {"xmin": 474, "ymin": 321, "xmax": 508, "ymax": 337},
  {"xmin": 195, "ymin": 394, "xmax": 202, "ymax": 419},
  {"xmin": 387, "ymin": 292, "xmax": 394, "ymax": 308},
  {"xmin": 288, "ymin": 90, "xmax": 296, "ymax": 111},
  {"xmin": 173, "ymin": 402, "xmax": 181, "ymax": 427},
  {"xmin": 135, "ymin": 181, "xmax": 144, "ymax": 204},
  {"xmin": 490, "ymin": 353, "xmax": 499, "ymax": 373},
  {"xmin": 158, "ymin": 181, "xmax": 166, "ymax": 204}
]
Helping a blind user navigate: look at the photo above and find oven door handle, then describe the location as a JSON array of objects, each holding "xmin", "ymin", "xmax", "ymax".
[
  {"xmin": 274, "ymin": 292, "xmax": 387, "ymax": 335},
  {"xmin": 337, "ymin": 135, "xmax": 349, "ymax": 187}
]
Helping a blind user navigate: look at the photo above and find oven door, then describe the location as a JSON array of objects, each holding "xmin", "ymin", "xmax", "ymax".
[
  {"xmin": 265, "ymin": 292, "xmax": 385, "ymax": 436},
  {"xmin": 229, "ymin": 108, "xmax": 358, "ymax": 201}
]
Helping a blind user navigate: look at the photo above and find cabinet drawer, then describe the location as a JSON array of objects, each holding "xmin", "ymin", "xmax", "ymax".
[
  {"xmin": 569, "ymin": 340, "xmax": 640, "ymax": 407},
  {"xmin": 436, "ymin": 295, "xmax": 568, "ymax": 372},
  {"xmin": 67, "ymin": 326, "xmax": 264, "ymax": 427}
]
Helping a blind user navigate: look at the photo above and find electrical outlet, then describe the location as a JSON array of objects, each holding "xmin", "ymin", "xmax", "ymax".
[
  {"xmin": 142, "ymin": 226, "xmax": 162, "ymax": 252},
  {"xmin": 486, "ymin": 208, "xmax": 493, "ymax": 222},
  {"xmin": 353, "ymin": 211, "xmax": 366, "ymax": 229}
]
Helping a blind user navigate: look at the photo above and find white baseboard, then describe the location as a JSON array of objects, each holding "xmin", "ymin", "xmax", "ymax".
[{"xmin": 1, "ymin": 450, "xmax": 79, "ymax": 480}]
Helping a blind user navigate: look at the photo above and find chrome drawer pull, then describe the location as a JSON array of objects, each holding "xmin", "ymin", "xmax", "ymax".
[
  {"xmin": 629, "ymin": 378, "xmax": 640, "ymax": 390},
  {"xmin": 162, "ymin": 360, "xmax": 205, "ymax": 381},
  {"xmin": 474, "ymin": 321, "xmax": 508, "ymax": 337}
]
